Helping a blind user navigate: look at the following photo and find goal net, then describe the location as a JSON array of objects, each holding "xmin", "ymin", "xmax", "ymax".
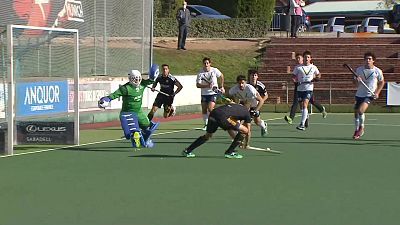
[{"xmin": 0, "ymin": 25, "xmax": 79, "ymax": 156}]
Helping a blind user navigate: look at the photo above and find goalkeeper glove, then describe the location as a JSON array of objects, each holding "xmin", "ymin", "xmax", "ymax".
[
  {"xmin": 149, "ymin": 64, "xmax": 159, "ymax": 81},
  {"xmin": 98, "ymin": 96, "xmax": 111, "ymax": 109}
]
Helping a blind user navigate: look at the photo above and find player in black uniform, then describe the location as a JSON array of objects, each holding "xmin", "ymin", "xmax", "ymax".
[
  {"xmin": 182, "ymin": 103, "xmax": 251, "ymax": 159},
  {"xmin": 248, "ymin": 70, "xmax": 269, "ymax": 136},
  {"xmin": 147, "ymin": 64, "xmax": 183, "ymax": 120}
]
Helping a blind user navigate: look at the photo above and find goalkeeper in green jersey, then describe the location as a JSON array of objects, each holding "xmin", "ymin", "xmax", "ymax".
[{"xmin": 98, "ymin": 65, "xmax": 160, "ymax": 148}]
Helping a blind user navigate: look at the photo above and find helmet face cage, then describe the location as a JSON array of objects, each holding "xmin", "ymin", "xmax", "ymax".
[{"xmin": 128, "ymin": 71, "xmax": 142, "ymax": 87}]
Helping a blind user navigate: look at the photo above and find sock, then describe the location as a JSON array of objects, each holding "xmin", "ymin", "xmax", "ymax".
[
  {"xmin": 186, "ymin": 135, "xmax": 207, "ymax": 152},
  {"xmin": 202, "ymin": 113, "xmax": 209, "ymax": 125},
  {"xmin": 147, "ymin": 112, "xmax": 154, "ymax": 121},
  {"xmin": 226, "ymin": 133, "xmax": 245, "ymax": 154},
  {"xmin": 354, "ymin": 115, "xmax": 360, "ymax": 131},
  {"xmin": 301, "ymin": 108, "xmax": 308, "ymax": 125},
  {"xmin": 259, "ymin": 120, "xmax": 266, "ymax": 129},
  {"xmin": 359, "ymin": 113, "xmax": 365, "ymax": 128}
]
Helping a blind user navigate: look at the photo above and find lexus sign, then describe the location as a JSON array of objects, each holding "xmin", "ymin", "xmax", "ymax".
[{"xmin": 17, "ymin": 121, "xmax": 74, "ymax": 144}]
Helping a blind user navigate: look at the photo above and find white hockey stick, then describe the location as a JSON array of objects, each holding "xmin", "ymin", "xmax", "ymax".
[
  {"xmin": 343, "ymin": 64, "xmax": 376, "ymax": 98},
  {"xmin": 246, "ymin": 146, "xmax": 282, "ymax": 154}
]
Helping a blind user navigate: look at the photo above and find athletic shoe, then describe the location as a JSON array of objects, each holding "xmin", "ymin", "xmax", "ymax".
[
  {"xmin": 284, "ymin": 115, "xmax": 293, "ymax": 124},
  {"xmin": 168, "ymin": 105, "xmax": 176, "ymax": 117},
  {"xmin": 224, "ymin": 152, "xmax": 243, "ymax": 159},
  {"xmin": 131, "ymin": 131, "xmax": 141, "ymax": 148},
  {"xmin": 353, "ymin": 130, "xmax": 360, "ymax": 140},
  {"xmin": 261, "ymin": 124, "xmax": 268, "ymax": 137},
  {"xmin": 171, "ymin": 106, "xmax": 176, "ymax": 116},
  {"xmin": 296, "ymin": 124, "xmax": 306, "ymax": 131},
  {"xmin": 182, "ymin": 150, "xmax": 196, "ymax": 158},
  {"xmin": 322, "ymin": 106, "xmax": 328, "ymax": 119},
  {"xmin": 201, "ymin": 125, "xmax": 207, "ymax": 131},
  {"xmin": 305, "ymin": 118, "xmax": 309, "ymax": 128}
]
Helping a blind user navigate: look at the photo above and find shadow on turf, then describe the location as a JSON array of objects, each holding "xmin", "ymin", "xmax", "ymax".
[{"xmin": 129, "ymin": 154, "xmax": 226, "ymax": 159}]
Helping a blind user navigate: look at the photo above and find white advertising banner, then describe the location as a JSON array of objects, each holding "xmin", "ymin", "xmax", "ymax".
[{"xmin": 387, "ymin": 82, "xmax": 400, "ymax": 106}]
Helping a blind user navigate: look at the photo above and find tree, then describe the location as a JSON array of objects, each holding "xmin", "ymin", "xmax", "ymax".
[
  {"xmin": 236, "ymin": 0, "xmax": 275, "ymax": 21},
  {"xmin": 154, "ymin": 0, "xmax": 184, "ymax": 18}
]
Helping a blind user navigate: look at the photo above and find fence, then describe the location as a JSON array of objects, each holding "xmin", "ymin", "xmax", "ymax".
[
  {"xmin": 227, "ymin": 81, "xmax": 390, "ymax": 107},
  {"xmin": 0, "ymin": 0, "xmax": 153, "ymax": 77}
]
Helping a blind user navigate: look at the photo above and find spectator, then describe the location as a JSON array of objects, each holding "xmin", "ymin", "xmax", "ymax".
[
  {"xmin": 289, "ymin": 0, "xmax": 305, "ymax": 38},
  {"xmin": 176, "ymin": 1, "xmax": 191, "ymax": 50}
]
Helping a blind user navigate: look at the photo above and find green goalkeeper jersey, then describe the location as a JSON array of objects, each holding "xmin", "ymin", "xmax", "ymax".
[{"xmin": 108, "ymin": 79, "xmax": 153, "ymax": 112}]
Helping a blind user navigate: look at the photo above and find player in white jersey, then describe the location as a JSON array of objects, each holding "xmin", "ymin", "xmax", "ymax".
[
  {"xmin": 248, "ymin": 70, "xmax": 269, "ymax": 136},
  {"xmin": 229, "ymin": 75, "xmax": 265, "ymax": 148},
  {"xmin": 352, "ymin": 52, "xmax": 385, "ymax": 140},
  {"xmin": 196, "ymin": 57, "xmax": 225, "ymax": 130},
  {"xmin": 292, "ymin": 50, "xmax": 321, "ymax": 131}
]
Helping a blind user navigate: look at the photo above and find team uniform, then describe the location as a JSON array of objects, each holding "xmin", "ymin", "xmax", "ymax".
[
  {"xmin": 229, "ymin": 83, "xmax": 259, "ymax": 108},
  {"xmin": 293, "ymin": 63, "xmax": 320, "ymax": 130},
  {"xmin": 293, "ymin": 64, "xmax": 320, "ymax": 101},
  {"xmin": 196, "ymin": 67, "xmax": 223, "ymax": 103},
  {"xmin": 108, "ymin": 79, "xmax": 154, "ymax": 128},
  {"xmin": 354, "ymin": 66, "xmax": 383, "ymax": 108},
  {"xmin": 352, "ymin": 65, "xmax": 384, "ymax": 139},
  {"xmin": 207, "ymin": 103, "xmax": 252, "ymax": 133},
  {"xmin": 183, "ymin": 103, "xmax": 251, "ymax": 159},
  {"xmin": 152, "ymin": 74, "xmax": 178, "ymax": 111}
]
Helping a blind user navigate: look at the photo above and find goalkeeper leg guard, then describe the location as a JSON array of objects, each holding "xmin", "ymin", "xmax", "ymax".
[
  {"xmin": 120, "ymin": 112, "xmax": 144, "ymax": 148},
  {"xmin": 142, "ymin": 121, "xmax": 160, "ymax": 143}
]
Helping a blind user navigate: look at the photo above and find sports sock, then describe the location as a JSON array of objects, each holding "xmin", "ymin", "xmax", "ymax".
[
  {"xmin": 301, "ymin": 108, "xmax": 308, "ymax": 125},
  {"xmin": 202, "ymin": 113, "xmax": 209, "ymax": 125},
  {"xmin": 354, "ymin": 115, "xmax": 360, "ymax": 131},
  {"xmin": 226, "ymin": 133, "xmax": 245, "ymax": 153},
  {"xmin": 359, "ymin": 113, "xmax": 365, "ymax": 128},
  {"xmin": 186, "ymin": 135, "xmax": 207, "ymax": 152},
  {"xmin": 259, "ymin": 120, "xmax": 266, "ymax": 129},
  {"xmin": 147, "ymin": 112, "xmax": 154, "ymax": 121}
]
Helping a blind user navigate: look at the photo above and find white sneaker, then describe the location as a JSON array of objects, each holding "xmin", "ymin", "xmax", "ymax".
[
  {"xmin": 171, "ymin": 105, "xmax": 176, "ymax": 116},
  {"xmin": 201, "ymin": 125, "xmax": 207, "ymax": 131}
]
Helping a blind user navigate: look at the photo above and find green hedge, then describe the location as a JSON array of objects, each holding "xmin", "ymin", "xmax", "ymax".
[{"xmin": 154, "ymin": 18, "xmax": 270, "ymax": 38}]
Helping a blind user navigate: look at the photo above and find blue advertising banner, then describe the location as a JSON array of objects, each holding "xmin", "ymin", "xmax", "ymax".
[{"xmin": 16, "ymin": 81, "xmax": 69, "ymax": 117}]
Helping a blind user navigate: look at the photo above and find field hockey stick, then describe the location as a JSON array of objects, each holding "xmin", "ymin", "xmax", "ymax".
[
  {"xmin": 342, "ymin": 64, "xmax": 376, "ymax": 98},
  {"xmin": 146, "ymin": 86, "xmax": 170, "ymax": 97},
  {"xmin": 246, "ymin": 146, "xmax": 282, "ymax": 154},
  {"xmin": 212, "ymin": 87, "xmax": 233, "ymax": 103}
]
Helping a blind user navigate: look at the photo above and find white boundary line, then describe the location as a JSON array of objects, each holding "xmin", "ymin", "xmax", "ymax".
[
  {"xmin": 2, "ymin": 113, "xmax": 398, "ymax": 158},
  {"xmin": 0, "ymin": 129, "xmax": 190, "ymax": 158}
]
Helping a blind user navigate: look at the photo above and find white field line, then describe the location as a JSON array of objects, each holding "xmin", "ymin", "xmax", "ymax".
[
  {"xmin": 2, "ymin": 113, "xmax": 398, "ymax": 158},
  {"xmin": 0, "ymin": 129, "xmax": 189, "ymax": 158}
]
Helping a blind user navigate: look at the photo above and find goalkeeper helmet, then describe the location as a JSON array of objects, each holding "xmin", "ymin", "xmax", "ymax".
[{"xmin": 128, "ymin": 70, "xmax": 142, "ymax": 87}]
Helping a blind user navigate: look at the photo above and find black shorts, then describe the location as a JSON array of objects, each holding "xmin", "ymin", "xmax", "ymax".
[
  {"xmin": 207, "ymin": 114, "xmax": 240, "ymax": 133},
  {"xmin": 354, "ymin": 96, "xmax": 374, "ymax": 109},
  {"xmin": 153, "ymin": 94, "xmax": 174, "ymax": 108}
]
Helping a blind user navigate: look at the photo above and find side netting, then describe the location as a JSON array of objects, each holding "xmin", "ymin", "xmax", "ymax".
[{"xmin": 1, "ymin": 25, "xmax": 79, "ymax": 156}]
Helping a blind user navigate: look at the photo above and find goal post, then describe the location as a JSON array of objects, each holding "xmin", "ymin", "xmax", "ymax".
[{"xmin": 1, "ymin": 25, "xmax": 80, "ymax": 156}]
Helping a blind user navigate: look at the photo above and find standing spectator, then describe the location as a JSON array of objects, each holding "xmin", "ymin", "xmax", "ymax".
[
  {"xmin": 352, "ymin": 52, "xmax": 384, "ymax": 140},
  {"xmin": 284, "ymin": 53, "xmax": 327, "ymax": 125},
  {"xmin": 292, "ymin": 50, "xmax": 321, "ymax": 131},
  {"xmin": 147, "ymin": 64, "xmax": 183, "ymax": 120},
  {"xmin": 289, "ymin": 0, "xmax": 305, "ymax": 38},
  {"xmin": 196, "ymin": 57, "xmax": 225, "ymax": 130},
  {"xmin": 176, "ymin": 1, "xmax": 191, "ymax": 50}
]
